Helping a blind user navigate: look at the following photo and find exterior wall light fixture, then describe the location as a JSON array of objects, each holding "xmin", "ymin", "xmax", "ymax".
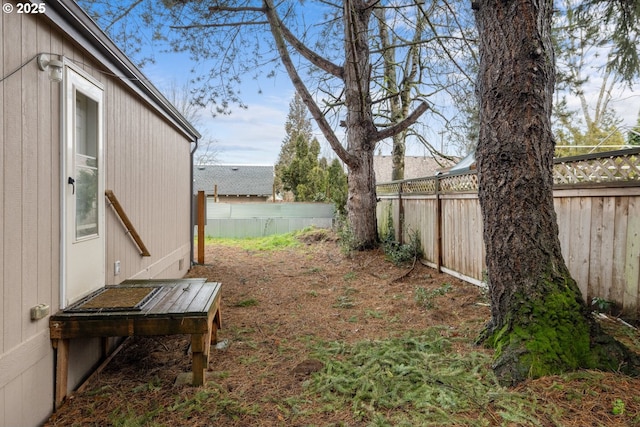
[{"xmin": 37, "ymin": 54, "xmax": 63, "ymax": 83}]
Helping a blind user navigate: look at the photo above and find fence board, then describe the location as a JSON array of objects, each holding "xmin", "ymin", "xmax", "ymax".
[
  {"xmin": 589, "ymin": 197, "xmax": 605, "ymax": 302},
  {"xmin": 599, "ymin": 198, "xmax": 616, "ymax": 301},
  {"xmin": 572, "ymin": 197, "xmax": 592, "ymax": 298},
  {"xmin": 611, "ymin": 197, "xmax": 629, "ymax": 309},
  {"xmin": 625, "ymin": 197, "xmax": 640, "ymax": 314},
  {"xmin": 376, "ymin": 148, "xmax": 640, "ymax": 318}
]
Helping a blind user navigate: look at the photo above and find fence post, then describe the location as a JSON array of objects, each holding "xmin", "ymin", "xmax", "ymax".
[
  {"xmin": 398, "ymin": 181, "xmax": 404, "ymax": 244},
  {"xmin": 435, "ymin": 176, "xmax": 442, "ymax": 273},
  {"xmin": 197, "ymin": 190, "xmax": 205, "ymax": 264}
]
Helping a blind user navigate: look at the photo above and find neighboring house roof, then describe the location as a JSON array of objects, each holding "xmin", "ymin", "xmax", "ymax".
[
  {"xmin": 194, "ymin": 165, "xmax": 275, "ymax": 196},
  {"xmin": 448, "ymin": 150, "xmax": 476, "ymax": 174},
  {"xmin": 44, "ymin": 0, "xmax": 200, "ymax": 142},
  {"xmin": 374, "ymin": 155, "xmax": 458, "ymax": 182}
]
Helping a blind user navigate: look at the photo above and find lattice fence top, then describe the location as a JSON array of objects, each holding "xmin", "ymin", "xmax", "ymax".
[
  {"xmin": 553, "ymin": 149, "xmax": 640, "ymax": 186},
  {"xmin": 376, "ymin": 148, "xmax": 640, "ymax": 195},
  {"xmin": 440, "ymin": 173, "xmax": 479, "ymax": 192},
  {"xmin": 376, "ymin": 182, "xmax": 401, "ymax": 195},
  {"xmin": 402, "ymin": 177, "xmax": 437, "ymax": 194}
]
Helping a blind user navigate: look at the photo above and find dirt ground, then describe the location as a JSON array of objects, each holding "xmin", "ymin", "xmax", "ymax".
[{"xmin": 45, "ymin": 232, "xmax": 640, "ymax": 426}]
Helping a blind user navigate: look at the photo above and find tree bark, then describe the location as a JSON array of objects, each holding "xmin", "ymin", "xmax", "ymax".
[
  {"xmin": 343, "ymin": 0, "xmax": 379, "ymax": 249},
  {"xmin": 474, "ymin": 0, "xmax": 638, "ymax": 385},
  {"xmin": 264, "ymin": 0, "xmax": 430, "ymax": 249}
]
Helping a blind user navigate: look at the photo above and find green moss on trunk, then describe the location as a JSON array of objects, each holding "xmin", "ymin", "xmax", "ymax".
[
  {"xmin": 488, "ymin": 277, "xmax": 596, "ymax": 385},
  {"xmin": 487, "ymin": 275, "xmax": 639, "ymax": 386}
]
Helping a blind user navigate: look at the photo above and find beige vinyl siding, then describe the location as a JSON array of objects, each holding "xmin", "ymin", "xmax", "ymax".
[
  {"xmin": 1, "ymin": 3, "xmax": 194, "ymax": 425},
  {"xmin": 1, "ymin": 8, "xmax": 61, "ymax": 426},
  {"xmin": 104, "ymin": 88, "xmax": 192, "ymax": 283}
]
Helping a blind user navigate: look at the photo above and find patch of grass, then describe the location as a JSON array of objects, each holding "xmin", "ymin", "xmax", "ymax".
[
  {"xmin": 365, "ymin": 309, "xmax": 383, "ymax": 319},
  {"xmin": 205, "ymin": 227, "xmax": 330, "ymax": 252},
  {"xmin": 333, "ymin": 295, "xmax": 356, "ymax": 309},
  {"xmin": 169, "ymin": 387, "xmax": 260, "ymax": 422},
  {"xmin": 234, "ymin": 298, "xmax": 259, "ymax": 307},
  {"xmin": 414, "ymin": 282, "xmax": 453, "ymax": 309},
  {"xmin": 306, "ymin": 329, "xmax": 557, "ymax": 426},
  {"xmin": 106, "ymin": 384, "xmax": 260, "ymax": 426},
  {"xmin": 333, "ymin": 287, "xmax": 359, "ymax": 308},
  {"xmin": 132, "ymin": 376, "xmax": 162, "ymax": 393},
  {"xmin": 343, "ymin": 271, "xmax": 357, "ymax": 282},
  {"xmin": 109, "ymin": 405, "xmax": 164, "ymax": 427},
  {"xmin": 207, "ymin": 232, "xmax": 302, "ymax": 251},
  {"xmin": 238, "ymin": 355, "xmax": 260, "ymax": 365}
]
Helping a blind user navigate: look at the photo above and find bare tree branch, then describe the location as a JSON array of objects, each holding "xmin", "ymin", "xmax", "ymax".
[
  {"xmin": 263, "ymin": 0, "xmax": 354, "ymax": 165},
  {"xmin": 374, "ymin": 101, "xmax": 430, "ymax": 142},
  {"xmin": 104, "ymin": 0, "xmax": 144, "ymax": 33},
  {"xmin": 278, "ymin": 18, "xmax": 344, "ymax": 79},
  {"xmin": 170, "ymin": 21, "xmax": 268, "ymax": 30}
]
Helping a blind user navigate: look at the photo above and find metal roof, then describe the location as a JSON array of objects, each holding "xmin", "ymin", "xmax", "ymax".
[{"xmin": 193, "ymin": 165, "xmax": 275, "ymax": 196}]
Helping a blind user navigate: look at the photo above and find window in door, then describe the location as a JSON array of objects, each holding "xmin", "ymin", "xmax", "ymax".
[{"xmin": 74, "ymin": 92, "xmax": 99, "ymax": 239}]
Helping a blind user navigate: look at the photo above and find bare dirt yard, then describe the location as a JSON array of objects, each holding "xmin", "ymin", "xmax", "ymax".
[{"xmin": 45, "ymin": 230, "xmax": 640, "ymax": 426}]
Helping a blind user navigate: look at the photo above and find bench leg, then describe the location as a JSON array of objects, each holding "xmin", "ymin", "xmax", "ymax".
[
  {"xmin": 53, "ymin": 339, "xmax": 70, "ymax": 410},
  {"xmin": 212, "ymin": 308, "xmax": 221, "ymax": 343},
  {"xmin": 191, "ymin": 333, "xmax": 206, "ymax": 386}
]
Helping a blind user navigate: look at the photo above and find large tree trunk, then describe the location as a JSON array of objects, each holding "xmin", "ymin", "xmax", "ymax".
[
  {"xmin": 474, "ymin": 0, "xmax": 637, "ymax": 385},
  {"xmin": 265, "ymin": 0, "xmax": 429, "ymax": 250},
  {"xmin": 343, "ymin": 1, "xmax": 379, "ymax": 249}
]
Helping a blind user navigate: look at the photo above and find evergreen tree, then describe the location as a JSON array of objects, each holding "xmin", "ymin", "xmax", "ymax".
[
  {"xmin": 629, "ymin": 110, "xmax": 640, "ymax": 146},
  {"xmin": 275, "ymin": 93, "xmax": 314, "ymax": 195},
  {"xmin": 327, "ymin": 159, "xmax": 348, "ymax": 215},
  {"xmin": 280, "ymin": 131, "xmax": 347, "ymax": 212},
  {"xmin": 475, "ymin": 0, "xmax": 638, "ymax": 385},
  {"xmin": 552, "ymin": 0, "xmax": 627, "ymax": 157}
]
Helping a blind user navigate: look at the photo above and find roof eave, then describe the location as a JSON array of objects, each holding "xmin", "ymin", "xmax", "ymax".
[{"xmin": 43, "ymin": 0, "xmax": 201, "ymax": 142}]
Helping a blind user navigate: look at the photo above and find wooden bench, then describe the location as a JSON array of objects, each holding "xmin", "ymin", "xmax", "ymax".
[{"xmin": 49, "ymin": 279, "xmax": 221, "ymax": 409}]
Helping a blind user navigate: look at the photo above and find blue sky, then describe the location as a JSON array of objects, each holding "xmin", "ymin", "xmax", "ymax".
[
  {"xmin": 143, "ymin": 55, "xmax": 295, "ymax": 166},
  {"xmin": 145, "ymin": 56, "xmax": 640, "ymax": 166},
  {"xmin": 78, "ymin": 0, "xmax": 640, "ymax": 166},
  {"xmin": 137, "ymin": 15, "xmax": 640, "ymax": 167}
]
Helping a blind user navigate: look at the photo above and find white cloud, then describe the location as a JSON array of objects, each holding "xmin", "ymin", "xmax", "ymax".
[{"xmin": 198, "ymin": 94, "xmax": 293, "ymax": 165}]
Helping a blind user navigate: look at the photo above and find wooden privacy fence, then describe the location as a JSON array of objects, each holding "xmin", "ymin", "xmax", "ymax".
[{"xmin": 376, "ymin": 148, "xmax": 640, "ymax": 318}]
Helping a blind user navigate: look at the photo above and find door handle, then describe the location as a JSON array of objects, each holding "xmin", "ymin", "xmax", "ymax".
[{"xmin": 68, "ymin": 177, "xmax": 75, "ymax": 194}]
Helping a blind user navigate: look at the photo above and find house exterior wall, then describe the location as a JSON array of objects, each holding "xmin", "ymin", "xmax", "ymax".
[{"xmin": 0, "ymin": 3, "xmax": 193, "ymax": 426}]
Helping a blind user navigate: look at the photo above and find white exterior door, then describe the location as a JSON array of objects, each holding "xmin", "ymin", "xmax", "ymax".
[{"xmin": 63, "ymin": 66, "xmax": 105, "ymax": 307}]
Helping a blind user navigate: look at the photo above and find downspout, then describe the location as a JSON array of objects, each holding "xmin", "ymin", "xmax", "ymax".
[
  {"xmin": 190, "ymin": 138, "xmax": 199, "ymax": 268},
  {"xmin": 59, "ymin": 63, "xmax": 67, "ymax": 308}
]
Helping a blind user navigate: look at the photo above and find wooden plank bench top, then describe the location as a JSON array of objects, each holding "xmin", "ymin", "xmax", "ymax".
[{"xmin": 49, "ymin": 278, "xmax": 222, "ymax": 409}]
